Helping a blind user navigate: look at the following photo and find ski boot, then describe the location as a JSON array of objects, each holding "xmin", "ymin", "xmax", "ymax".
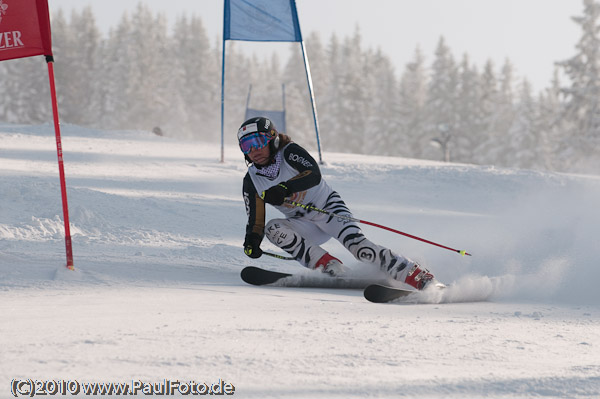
[
  {"xmin": 314, "ymin": 253, "xmax": 347, "ymax": 277},
  {"xmin": 404, "ymin": 264, "xmax": 440, "ymax": 290}
]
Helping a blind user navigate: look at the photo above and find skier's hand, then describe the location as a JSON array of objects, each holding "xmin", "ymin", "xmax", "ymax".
[
  {"xmin": 261, "ymin": 183, "xmax": 289, "ymax": 206},
  {"xmin": 243, "ymin": 233, "xmax": 263, "ymax": 259}
]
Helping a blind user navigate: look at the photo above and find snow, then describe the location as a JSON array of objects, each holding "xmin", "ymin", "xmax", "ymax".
[{"xmin": 1, "ymin": 122, "xmax": 599, "ymax": 398}]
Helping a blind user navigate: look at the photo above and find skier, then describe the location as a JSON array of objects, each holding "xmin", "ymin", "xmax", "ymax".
[{"xmin": 239, "ymin": 116, "xmax": 437, "ymax": 290}]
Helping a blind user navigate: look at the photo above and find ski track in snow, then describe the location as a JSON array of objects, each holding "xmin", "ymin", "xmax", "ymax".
[{"xmin": 1, "ymin": 122, "xmax": 599, "ymax": 398}]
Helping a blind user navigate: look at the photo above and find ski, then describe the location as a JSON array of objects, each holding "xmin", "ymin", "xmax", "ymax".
[
  {"xmin": 240, "ymin": 266, "xmax": 389, "ymax": 289},
  {"xmin": 241, "ymin": 266, "xmax": 292, "ymax": 286},
  {"xmin": 364, "ymin": 283, "xmax": 492, "ymax": 304},
  {"xmin": 363, "ymin": 284, "xmax": 415, "ymax": 303}
]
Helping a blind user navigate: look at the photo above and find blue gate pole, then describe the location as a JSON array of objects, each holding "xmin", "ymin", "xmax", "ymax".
[
  {"xmin": 299, "ymin": 39, "xmax": 323, "ymax": 165},
  {"xmin": 220, "ymin": 37, "xmax": 226, "ymax": 163}
]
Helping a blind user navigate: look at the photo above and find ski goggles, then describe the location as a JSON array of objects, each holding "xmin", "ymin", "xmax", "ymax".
[{"xmin": 239, "ymin": 132, "xmax": 271, "ymax": 154}]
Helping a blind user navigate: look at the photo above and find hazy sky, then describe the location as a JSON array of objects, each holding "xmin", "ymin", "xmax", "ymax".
[{"xmin": 48, "ymin": 0, "xmax": 583, "ymax": 92}]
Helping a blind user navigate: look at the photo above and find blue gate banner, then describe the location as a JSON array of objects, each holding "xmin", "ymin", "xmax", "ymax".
[{"xmin": 224, "ymin": 0, "xmax": 302, "ymax": 42}]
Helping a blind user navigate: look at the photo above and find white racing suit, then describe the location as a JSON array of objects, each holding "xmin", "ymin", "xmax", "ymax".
[{"xmin": 243, "ymin": 142, "xmax": 418, "ymax": 282}]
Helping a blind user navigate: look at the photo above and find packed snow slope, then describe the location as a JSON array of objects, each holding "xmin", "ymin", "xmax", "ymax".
[{"xmin": 1, "ymin": 123, "xmax": 599, "ymax": 398}]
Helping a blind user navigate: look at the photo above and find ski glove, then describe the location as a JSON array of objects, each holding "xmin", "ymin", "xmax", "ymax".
[
  {"xmin": 261, "ymin": 183, "xmax": 289, "ymax": 206},
  {"xmin": 243, "ymin": 232, "xmax": 263, "ymax": 259}
]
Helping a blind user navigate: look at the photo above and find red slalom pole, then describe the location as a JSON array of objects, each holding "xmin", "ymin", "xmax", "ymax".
[
  {"xmin": 286, "ymin": 200, "xmax": 472, "ymax": 257},
  {"xmin": 47, "ymin": 56, "xmax": 74, "ymax": 270},
  {"xmin": 356, "ymin": 219, "xmax": 471, "ymax": 256}
]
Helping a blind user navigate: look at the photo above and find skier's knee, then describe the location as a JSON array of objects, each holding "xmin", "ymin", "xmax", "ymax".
[{"xmin": 264, "ymin": 219, "xmax": 289, "ymax": 244}]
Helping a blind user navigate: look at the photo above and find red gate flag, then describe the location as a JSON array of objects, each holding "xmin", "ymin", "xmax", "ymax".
[
  {"xmin": 0, "ymin": 0, "xmax": 74, "ymax": 269},
  {"xmin": 0, "ymin": 0, "xmax": 53, "ymax": 61}
]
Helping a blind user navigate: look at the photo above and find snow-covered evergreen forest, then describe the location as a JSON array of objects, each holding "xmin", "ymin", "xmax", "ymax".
[{"xmin": 0, "ymin": 1, "xmax": 599, "ymax": 173}]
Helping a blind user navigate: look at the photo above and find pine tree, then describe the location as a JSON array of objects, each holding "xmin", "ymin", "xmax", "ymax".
[
  {"xmin": 56, "ymin": 7, "xmax": 102, "ymax": 125},
  {"xmin": 505, "ymin": 79, "xmax": 538, "ymax": 168},
  {"xmin": 284, "ymin": 36, "xmax": 317, "ymax": 148},
  {"xmin": 0, "ymin": 57, "xmax": 49, "ymax": 123},
  {"xmin": 494, "ymin": 59, "xmax": 517, "ymax": 166},
  {"xmin": 125, "ymin": 4, "xmax": 172, "ymax": 131},
  {"xmin": 303, "ymin": 32, "xmax": 328, "ymax": 151},
  {"xmin": 336, "ymin": 27, "xmax": 368, "ymax": 154},
  {"xmin": 170, "ymin": 15, "xmax": 219, "ymax": 139},
  {"xmin": 101, "ymin": 12, "xmax": 134, "ymax": 129},
  {"xmin": 537, "ymin": 69, "xmax": 566, "ymax": 170},
  {"xmin": 557, "ymin": 0, "xmax": 600, "ymax": 172},
  {"xmin": 473, "ymin": 60, "xmax": 499, "ymax": 165},
  {"xmin": 223, "ymin": 42, "xmax": 255, "ymax": 144},
  {"xmin": 318, "ymin": 33, "xmax": 343, "ymax": 152},
  {"xmin": 397, "ymin": 46, "xmax": 428, "ymax": 158},
  {"xmin": 362, "ymin": 48, "xmax": 398, "ymax": 155},
  {"xmin": 454, "ymin": 54, "xmax": 481, "ymax": 163},
  {"xmin": 423, "ymin": 37, "xmax": 459, "ymax": 161}
]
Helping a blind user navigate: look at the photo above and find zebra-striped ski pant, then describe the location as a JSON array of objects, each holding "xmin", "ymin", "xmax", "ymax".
[{"xmin": 264, "ymin": 192, "xmax": 417, "ymax": 281}]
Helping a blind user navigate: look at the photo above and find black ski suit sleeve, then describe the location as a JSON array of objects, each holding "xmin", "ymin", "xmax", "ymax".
[
  {"xmin": 281, "ymin": 143, "xmax": 321, "ymax": 194},
  {"xmin": 242, "ymin": 172, "xmax": 266, "ymax": 240}
]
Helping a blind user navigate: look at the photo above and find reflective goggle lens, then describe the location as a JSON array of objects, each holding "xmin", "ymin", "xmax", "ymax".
[{"xmin": 239, "ymin": 133, "xmax": 270, "ymax": 154}]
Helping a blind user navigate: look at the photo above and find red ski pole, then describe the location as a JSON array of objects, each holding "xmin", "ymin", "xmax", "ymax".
[{"xmin": 285, "ymin": 200, "xmax": 472, "ymax": 257}]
